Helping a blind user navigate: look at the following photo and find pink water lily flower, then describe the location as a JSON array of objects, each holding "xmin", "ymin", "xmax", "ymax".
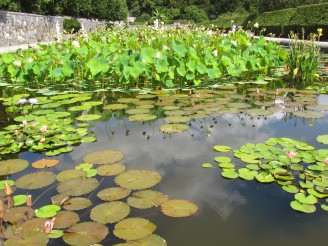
[
  {"xmin": 20, "ymin": 120, "xmax": 28, "ymax": 127},
  {"xmin": 324, "ymin": 158, "xmax": 328, "ymax": 165},
  {"xmin": 39, "ymin": 137, "xmax": 46, "ymax": 143},
  {"xmin": 286, "ymin": 150, "xmax": 297, "ymax": 159},
  {"xmin": 18, "ymin": 99, "xmax": 27, "ymax": 105},
  {"xmin": 44, "ymin": 217, "xmax": 55, "ymax": 233},
  {"xmin": 28, "ymin": 98, "xmax": 38, "ymax": 105},
  {"xmin": 40, "ymin": 125, "xmax": 48, "ymax": 133}
]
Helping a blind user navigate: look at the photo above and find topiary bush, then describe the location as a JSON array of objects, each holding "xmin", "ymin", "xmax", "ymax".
[{"xmin": 63, "ymin": 18, "xmax": 81, "ymax": 34}]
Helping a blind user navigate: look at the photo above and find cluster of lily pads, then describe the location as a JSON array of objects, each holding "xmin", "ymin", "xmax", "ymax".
[
  {"xmin": 0, "ymin": 26, "xmax": 287, "ymax": 90},
  {"xmin": 0, "ymin": 149, "xmax": 198, "ymax": 245},
  {"xmin": 203, "ymin": 137, "xmax": 328, "ymax": 213}
]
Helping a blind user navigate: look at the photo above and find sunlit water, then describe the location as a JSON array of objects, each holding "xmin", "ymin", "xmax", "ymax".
[{"xmin": 9, "ymin": 92, "xmax": 326, "ymax": 246}]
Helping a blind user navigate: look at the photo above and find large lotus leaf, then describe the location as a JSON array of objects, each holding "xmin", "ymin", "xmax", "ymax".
[
  {"xmin": 35, "ymin": 204, "xmax": 61, "ymax": 218},
  {"xmin": 159, "ymin": 124, "xmax": 189, "ymax": 133},
  {"xmin": 290, "ymin": 200, "xmax": 316, "ymax": 213},
  {"xmin": 32, "ymin": 159, "xmax": 59, "ymax": 168},
  {"xmin": 161, "ymin": 199, "xmax": 198, "ymax": 218},
  {"xmin": 57, "ymin": 177, "xmax": 99, "ymax": 196},
  {"xmin": 103, "ymin": 104, "xmax": 128, "ymax": 110},
  {"xmin": 90, "ymin": 201, "xmax": 130, "ymax": 224},
  {"xmin": 97, "ymin": 187, "xmax": 131, "ymax": 201},
  {"xmin": 96, "ymin": 163, "xmax": 126, "ymax": 176},
  {"xmin": 317, "ymin": 135, "xmax": 328, "ymax": 144},
  {"xmin": 76, "ymin": 114, "xmax": 101, "ymax": 121},
  {"xmin": 62, "ymin": 197, "xmax": 92, "ymax": 211},
  {"xmin": 127, "ymin": 190, "xmax": 169, "ymax": 209},
  {"xmin": 63, "ymin": 222, "xmax": 109, "ymax": 246},
  {"xmin": 113, "ymin": 218, "xmax": 156, "ymax": 241},
  {"xmin": 0, "ymin": 159, "xmax": 28, "ymax": 176},
  {"xmin": 115, "ymin": 170, "xmax": 161, "ymax": 190},
  {"xmin": 15, "ymin": 172, "xmax": 56, "ymax": 190},
  {"xmin": 164, "ymin": 116, "xmax": 191, "ymax": 124},
  {"xmin": 129, "ymin": 114, "xmax": 157, "ymax": 122},
  {"xmin": 4, "ymin": 230, "xmax": 49, "ymax": 246},
  {"xmin": 54, "ymin": 211, "xmax": 79, "ymax": 229},
  {"xmin": 56, "ymin": 169, "xmax": 87, "ymax": 182},
  {"xmin": 3, "ymin": 207, "xmax": 35, "ymax": 223},
  {"xmin": 83, "ymin": 150, "xmax": 125, "ymax": 164}
]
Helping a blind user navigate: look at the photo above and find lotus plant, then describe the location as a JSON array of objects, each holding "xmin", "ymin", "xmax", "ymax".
[
  {"xmin": 4, "ymin": 182, "xmax": 12, "ymax": 209},
  {"xmin": 44, "ymin": 217, "xmax": 56, "ymax": 233}
]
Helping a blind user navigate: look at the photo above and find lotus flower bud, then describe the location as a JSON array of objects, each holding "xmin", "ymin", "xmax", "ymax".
[
  {"xmin": 4, "ymin": 182, "xmax": 12, "ymax": 196},
  {"xmin": 26, "ymin": 195, "xmax": 32, "ymax": 207}
]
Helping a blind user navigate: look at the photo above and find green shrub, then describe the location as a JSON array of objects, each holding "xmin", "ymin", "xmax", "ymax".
[
  {"xmin": 181, "ymin": 5, "xmax": 208, "ymax": 23},
  {"xmin": 63, "ymin": 18, "xmax": 81, "ymax": 34},
  {"xmin": 136, "ymin": 13, "xmax": 151, "ymax": 22}
]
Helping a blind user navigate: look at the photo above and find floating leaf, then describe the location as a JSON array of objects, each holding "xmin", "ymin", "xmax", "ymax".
[
  {"xmin": 295, "ymin": 193, "xmax": 318, "ymax": 205},
  {"xmin": 0, "ymin": 180, "xmax": 15, "ymax": 189},
  {"xmin": 32, "ymin": 158, "xmax": 59, "ymax": 168},
  {"xmin": 103, "ymin": 104, "xmax": 128, "ymax": 110},
  {"xmin": 129, "ymin": 114, "xmax": 157, "ymax": 122},
  {"xmin": 63, "ymin": 222, "xmax": 109, "ymax": 246},
  {"xmin": 127, "ymin": 190, "xmax": 169, "ymax": 209},
  {"xmin": 115, "ymin": 170, "xmax": 161, "ymax": 190},
  {"xmin": 221, "ymin": 170, "xmax": 238, "ymax": 179},
  {"xmin": 159, "ymin": 124, "xmax": 189, "ymax": 133},
  {"xmin": 113, "ymin": 218, "xmax": 156, "ymax": 241},
  {"xmin": 75, "ymin": 163, "xmax": 93, "ymax": 170},
  {"xmin": 96, "ymin": 163, "xmax": 126, "ymax": 176},
  {"xmin": 90, "ymin": 201, "xmax": 130, "ymax": 224},
  {"xmin": 213, "ymin": 145, "xmax": 232, "ymax": 152},
  {"xmin": 15, "ymin": 172, "xmax": 56, "ymax": 190},
  {"xmin": 97, "ymin": 187, "xmax": 131, "ymax": 201},
  {"xmin": 4, "ymin": 230, "xmax": 48, "ymax": 246},
  {"xmin": 161, "ymin": 199, "xmax": 198, "ymax": 217},
  {"xmin": 4, "ymin": 207, "xmax": 35, "ymax": 223},
  {"xmin": 57, "ymin": 177, "xmax": 99, "ymax": 196},
  {"xmin": 62, "ymin": 197, "xmax": 92, "ymax": 211},
  {"xmin": 282, "ymin": 185, "xmax": 299, "ymax": 193},
  {"xmin": 255, "ymin": 172, "xmax": 275, "ymax": 183},
  {"xmin": 53, "ymin": 211, "xmax": 79, "ymax": 229},
  {"xmin": 202, "ymin": 163, "xmax": 213, "ymax": 168},
  {"xmin": 13, "ymin": 194, "xmax": 27, "ymax": 206},
  {"xmin": 49, "ymin": 230, "xmax": 64, "ymax": 239},
  {"xmin": 35, "ymin": 204, "xmax": 61, "ymax": 218},
  {"xmin": 57, "ymin": 169, "xmax": 87, "ymax": 182},
  {"xmin": 133, "ymin": 234, "xmax": 167, "ymax": 246},
  {"xmin": 83, "ymin": 150, "xmax": 125, "ymax": 164},
  {"xmin": 0, "ymin": 159, "xmax": 28, "ymax": 176},
  {"xmin": 290, "ymin": 200, "xmax": 316, "ymax": 213},
  {"xmin": 76, "ymin": 114, "xmax": 101, "ymax": 121}
]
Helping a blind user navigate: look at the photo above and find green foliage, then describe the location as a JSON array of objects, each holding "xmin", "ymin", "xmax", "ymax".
[
  {"xmin": 63, "ymin": 18, "xmax": 81, "ymax": 34},
  {"xmin": 181, "ymin": 5, "xmax": 208, "ymax": 23}
]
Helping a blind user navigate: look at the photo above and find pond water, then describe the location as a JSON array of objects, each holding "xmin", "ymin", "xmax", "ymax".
[{"xmin": 2, "ymin": 86, "xmax": 327, "ymax": 245}]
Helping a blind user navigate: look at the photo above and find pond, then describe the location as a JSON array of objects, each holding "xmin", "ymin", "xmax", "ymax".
[{"xmin": 1, "ymin": 85, "xmax": 328, "ymax": 245}]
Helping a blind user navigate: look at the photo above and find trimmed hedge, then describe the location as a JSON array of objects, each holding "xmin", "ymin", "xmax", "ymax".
[
  {"xmin": 202, "ymin": 3, "xmax": 328, "ymax": 40},
  {"xmin": 63, "ymin": 18, "xmax": 81, "ymax": 34}
]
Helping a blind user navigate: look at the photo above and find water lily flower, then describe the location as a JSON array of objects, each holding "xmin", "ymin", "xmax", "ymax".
[
  {"xmin": 39, "ymin": 137, "xmax": 46, "ymax": 143},
  {"xmin": 40, "ymin": 125, "xmax": 48, "ymax": 133},
  {"xmin": 44, "ymin": 217, "xmax": 56, "ymax": 233},
  {"xmin": 28, "ymin": 98, "xmax": 38, "ymax": 105},
  {"xmin": 254, "ymin": 22, "xmax": 259, "ymax": 28},
  {"xmin": 324, "ymin": 158, "xmax": 328, "ymax": 165},
  {"xmin": 286, "ymin": 150, "xmax": 297, "ymax": 159},
  {"xmin": 20, "ymin": 120, "xmax": 28, "ymax": 127},
  {"xmin": 18, "ymin": 98, "xmax": 27, "ymax": 104}
]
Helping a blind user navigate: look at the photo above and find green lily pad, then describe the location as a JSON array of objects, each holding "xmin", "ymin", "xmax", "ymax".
[
  {"xmin": 15, "ymin": 172, "xmax": 56, "ymax": 190},
  {"xmin": 57, "ymin": 177, "xmax": 99, "ymax": 196},
  {"xmin": 164, "ymin": 116, "xmax": 191, "ymax": 123},
  {"xmin": 132, "ymin": 234, "xmax": 167, "ymax": 246},
  {"xmin": 255, "ymin": 172, "xmax": 275, "ymax": 183},
  {"xmin": 115, "ymin": 170, "xmax": 161, "ymax": 190},
  {"xmin": 294, "ymin": 111, "xmax": 325, "ymax": 119},
  {"xmin": 214, "ymin": 156, "xmax": 232, "ymax": 163},
  {"xmin": 282, "ymin": 185, "xmax": 299, "ymax": 193},
  {"xmin": 103, "ymin": 104, "xmax": 128, "ymax": 110},
  {"xmin": 97, "ymin": 187, "xmax": 131, "ymax": 201},
  {"xmin": 129, "ymin": 114, "xmax": 157, "ymax": 122},
  {"xmin": 126, "ymin": 108, "xmax": 150, "ymax": 115},
  {"xmin": 219, "ymin": 163, "xmax": 235, "ymax": 169},
  {"xmin": 96, "ymin": 163, "xmax": 126, "ymax": 176},
  {"xmin": 290, "ymin": 200, "xmax": 316, "ymax": 213},
  {"xmin": 213, "ymin": 145, "xmax": 232, "ymax": 152},
  {"xmin": 3, "ymin": 207, "xmax": 35, "ymax": 223},
  {"xmin": 76, "ymin": 114, "xmax": 101, "ymax": 121},
  {"xmin": 62, "ymin": 197, "xmax": 92, "ymax": 211},
  {"xmin": 90, "ymin": 201, "xmax": 130, "ymax": 224},
  {"xmin": 295, "ymin": 193, "xmax": 318, "ymax": 205},
  {"xmin": 0, "ymin": 180, "xmax": 15, "ymax": 189},
  {"xmin": 221, "ymin": 170, "xmax": 239, "ymax": 179},
  {"xmin": 113, "ymin": 218, "xmax": 156, "ymax": 241},
  {"xmin": 63, "ymin": 222, "xmax": 109, "ymax": 246},
  {"xmin": 49, "ymin": 230, "xmax": 64, "ymax": 239},
  {"xmin": 35, "ymin": 204, "xmax": 61, "ymax": 218},
  {"xmin": 56, "ymin": 169, "xmax": 87, "ymax": 182},
  {"xmin": 13, "ymin": 194, "xmax": 27, "ymax": 206},
  {"xmin": 83, "ymin": 150, "xmax": 125, "ymax": 164},
  {"xmin": 159, "ymin": 124, "xmax": 189, "ymax": 133},
  {"xmin": 317, "ymin": 134, "xmax": 328, "ymax": 144},
  {"xmin": 0, "ymin": 159, "xmax": 29, "ymax": 176},
  {"xmin": 161, "ymin": 199, "xmax": 198, "ymax": 217},
  {"xmin": 127, "ymin": 190, "xmax": 169, "ymax": 209},
  {"xmin": 202, "ymin": 163, "xmax": 213, "ymax": 168},
  {"xmin": 53, "ymin": 211, "xmax": 80, "ymax": 229}
]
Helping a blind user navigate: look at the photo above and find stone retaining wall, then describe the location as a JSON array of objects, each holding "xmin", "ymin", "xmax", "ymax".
[{"xmin": 0, "ymin": 11, "xmax": 121, "ymax": 47}]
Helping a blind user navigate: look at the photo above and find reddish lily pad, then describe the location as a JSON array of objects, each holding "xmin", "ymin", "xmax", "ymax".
[{"xmin": 32, "ymin": 159, "xmax": 59, "ymax": 168}]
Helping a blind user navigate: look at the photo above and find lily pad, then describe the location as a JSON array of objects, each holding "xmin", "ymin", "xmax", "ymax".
[
  {"xmin": 57, "ymin": 177, "xmax": 99, "ymax": 196},
  {"xmin": 221, "ymin": 170, "xmax": 239, "ymax": 179},
  {"xmin": 0, "ymin": 159, "xmax": 29, "ymax": 176},
  {"xmin": 62, "ymin": 197, "xmax": 92, "ymax": 211},
  {"xmin": 113, "ymin": 218, "xmax": 156, "ymax": 241},
  {"xmin": 295, "ymin": 193, "xmax": 318, "ymax": 205},
  {"xmin": 56, "ymin": 169, "xmax": 87, "ymax": 182},
  {"xmin": 53, "ymin": 211, "xmax": 80, "ymax": 229},
  {"xmin": 76, "ymin": 114, "xmax": 101, "ymax": 121},
  {"xmin": 90, "ymin": 201, "xmax": 130, "ymax": 224},
  {"xmin": 127, "ymin": 190, "xmax": 169, "ymax": 209},
  {"xmin": 213, "ymin": 145, "xmax": 232, "ymax": 152},
  {"xmin": 164, "ymin": 116, "xmax": 191, "ymax": 123},
  {"xmin": 4, "ymin": 207, "xmax": 35, "ymax": 223},
  {"xmin": 63, "ymin": 222, "xmax": 109, "ymax": 246},
  {"xmin": 161, "ymin": 199, "xmax": 198, "ymax": 217},
  {"xmin": 133, "ymin": 234, "xmax": 167, "ymax": 246},
  {"xmin": 96, "ymin": 163, "xmax": 126, "ymax": 176},
  {"xmin": 13, "ymin": 194, "xmax": 27, "ymax": 206},
  {"xmin": 290, "ymin": 200, "xmax": 316, "ymax": 213},
  {"xmin": 4, "ymin": 230, "xmax": 49, "ymax": 246},
  {"xmin": 0, "ymin": 180, "xmax": 15, "ymax": 189},
  {"xmin": 129, "ymin": 114, "xmax": 157, "ymax": 122},
  {"xmin": 317, "ymin": 134, "xmax": 328, "ymax": 144},
  {"xmin": 103, "ymin": 104, "xmax": 128, "ymax": 110},
  {"xmin": 35, "ymin": 204, "xmax": 61, "ymax": 218},
  {"xmin": 115, "ymin": 170, "xmax": 161, "ymax": 190},
  {"xmin": 159, "ymin": 124, "xmax": 189, "ymax": 133},
  {"xmin": 32, "ymin": 159, "xmax": 59, "ymax": 168},
  {"xmin": 202, "ymin": 163, "xmax": 213, "ymax": 168},
  {"xmin": 83, "ymin": 150, "xmax": 125, "ymax": 164},
  {"xmin": 97, "ymin": 187, "xmax": 131, "ymax": 201},
  {"xmin": 15, "ymin": 172, "xmax": 56, "ymax": 190}
]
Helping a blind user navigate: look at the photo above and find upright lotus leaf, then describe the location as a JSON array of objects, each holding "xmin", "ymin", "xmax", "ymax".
[
  {"xmin": 115, "ymin": 170, "xmax": 161, "ymax": 190},
  {"xmin": 161, "ymin": 199, "xmax": 198, "ymax": 218},
  {"xmin": 4, "ymin": 230, "xmax": 49, "ymax": 246},
  {"xmin": 127, "ymin": 190, "xmax": 169, "ymax": 209},
  {"xmin": 90, "ymin": 201, "xmax": 130, "ymax": 224},
  {"xmin": 4, "ymin": 207, "xmax": 35, "ymax": 223},
  {"xmin": 53, "ymin": 211, "xmax": 79, "ymax": 229},
  {"xmin": 35, "ymin": 204, "xmax": 61, "ymax": 218},
  {"xmin": 113, "ymin": 218, "xmax": 156, "ymax": 241},
  {"xmin": 83, "ymin": 150, "xmax": 125, "ymax": 164},
  {"xmin": 96, "ymin": 163, "xmax": 126, "ymax": 176},
  {"xmin": 63, "ymin": 222, "xmax": 109, "ymax": 246},
  {"xmin": 56, "ymin": 169, "xmax": 87, "ymax": 182},
  {"xmin": 57, "ymin": 177, "xmax": 99, "ymax": 196},
  {"xmin": 159, "ymin": 124, "xmax": 189, "ymax": 133},
  {"xmin": 62, "ymin": 197, "xmax": 92, "ymax": 211},
  {"xmin": 0, "ymin": 159, "xmax": 28, "ymax": 176},
  {"xmin": 15, "ymin": 172, "xmax": 56, "ymax": 190},
  {"xmin": 97, "ymin": 187, "xmax": 131, "ymax": 201},
  {"xmin": 32, "ymin": 159, "xmax": 60, "ymax": 168}
]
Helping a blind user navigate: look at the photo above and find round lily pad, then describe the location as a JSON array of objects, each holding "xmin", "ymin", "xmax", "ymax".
[
  {"xmin": 4, "ymin": 230, "xmax": 49, "ymax": 246},
  {"xmin": 32, "ymin": 159, "xmax": 59, "ymax": 169},
  {"xmin": 161, "ymin": 199, "xmax": 198, "ymax": 217},
  {"xmin": 97, "ymin": 187, "xmax": 131, "ymax": 201},
  {"xmin": 115, "ymin": 170, "xmax": 161, "ymax": 190},
  {"xmin": 15, "ymin": 172, "xmax": 56, "ymax": 190},
  {"xmin": 103, "ymin": 104, "xmax": 128, "ymax": 110},
  {"xmin": 35, "ymin": 204, "xmax": 61, "ymax": 218},
  {"xmin": 294, "ymin": 111, "xmax": 325, "ymax": 119},
  {"xmin": 90, "ymin": 201, "xmax": 130, "ymax": 224},
  {"xmin": 127, "ymin": 190, "xmax": 169, "ymax": 209},
  {"xmin": 290, "ymin": 200, "xmax": 316, "ymax": 213},
  {"xmin": 4, "ymin": 207, "xmax": 35, "ymax": 223},
  {"xmin": 0, "ymin": 159, "xmax": 28, "ymax": 176},
  {"xmin": 159, "ymin": 124, "xmax": 189, "ymax": 133},
  {"xmin": 96, "ymin": 163, "xmax": 126, "ymax": 176},
  {"xmin": 53, "ymin": 211, "xmax": 80, "ymax": 229},
  {"xmin": 57, "ymin": 177, "xmax": 99, "ymax": 196},
  {"xmin": 63, "ymin": 222, "xmax": 109, "ymax": 246},
  {"xmin": 133, "ymin": 234, "xmax": 167, "ymax": 246},
  {"xmin": 317, "ymin": 134, "xmax": 328, "ymax": 144},
  {"xmin": 113, "ymin": 218, "xmax": 156, "ymax": 241},
  {"xmin": 62, "ymin": 197, "xmax": 92, "ymax": 211},
  {"xmin": 164, "ymin": 116, "xmax": 191, "ymax": 124},
  {"xmin": 83, "ymin": 150, "xmax": 125, "ymax": 164},
  {"xmin": 0, "ymin": 180, "xmax": 15, "ymax": 189},
  {"xmin": 213, "ymin": 145, "xmax": 232, "ymax": 152},
  {"xmin": 129, "ymin": 114, "xmax": 157, "ymax": 122},
  {"xmin": 76, "ymin": 114, "xmax": 101, "ymax": 121},
  {"xmin": 126, "ymin": 108, "xmax": 150, "ymax": 115},
  {"xmin": 56, "ymin": 169, "xmax": 87, "ymax": 182}
]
